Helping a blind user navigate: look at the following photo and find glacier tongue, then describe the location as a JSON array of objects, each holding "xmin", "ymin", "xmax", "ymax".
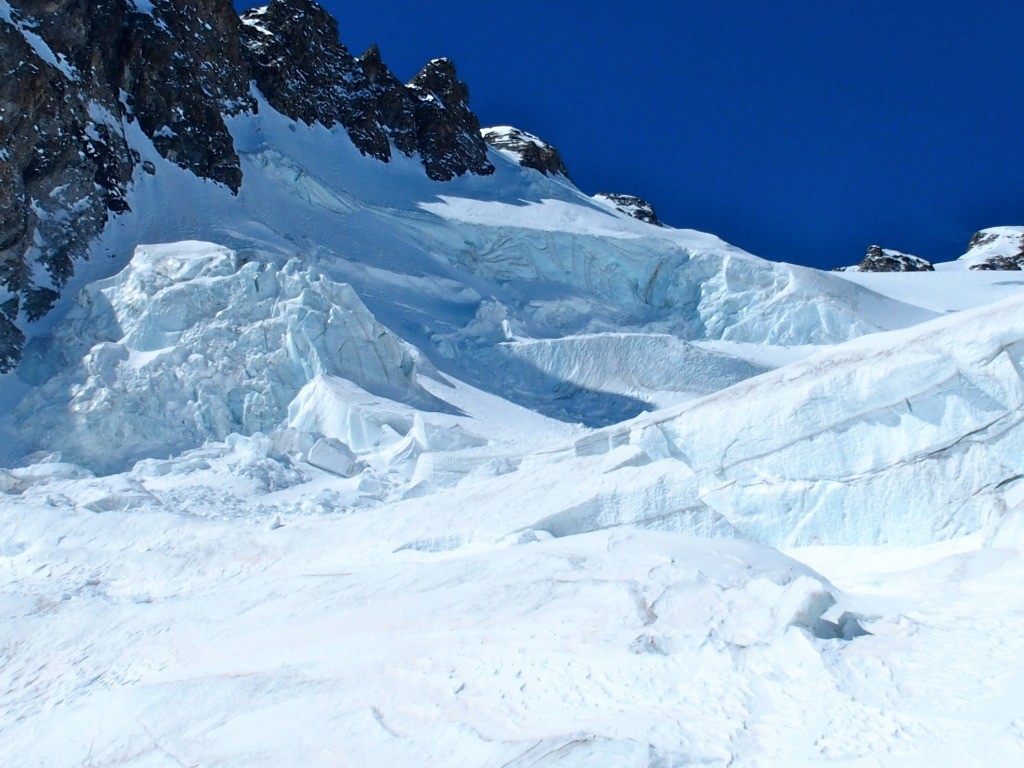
[{"xmin": 11, "ymin": 241, "xmax": 448, "ymax": 473}]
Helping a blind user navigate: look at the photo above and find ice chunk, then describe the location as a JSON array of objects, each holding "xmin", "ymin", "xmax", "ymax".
[
  {"xmin": 288, "ymin": 376, "xmax": 416, "ymax": 453},
  {"xmin": 306, "ymin": 438, "xmax": 358, "ymax": 478}
]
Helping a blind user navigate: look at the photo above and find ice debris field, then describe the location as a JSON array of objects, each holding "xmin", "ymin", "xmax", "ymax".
[{"xmin": 4, "ymin": 99, "xmax": 1024, "ymax": 766}]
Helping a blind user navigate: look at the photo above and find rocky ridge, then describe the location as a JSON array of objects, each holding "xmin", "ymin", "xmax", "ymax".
[
  {"xmin": 0, "ymin": 0, "xmax": 493, "ymax": 372},
  {"xmin": 240, "ymin": 1, "xmax": 493, "ymax": 181}
]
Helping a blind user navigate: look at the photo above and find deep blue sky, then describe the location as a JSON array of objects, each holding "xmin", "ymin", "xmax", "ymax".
[{"xmin": 237, "ymin": 1, "xmax": 1024, "ymax": 269}]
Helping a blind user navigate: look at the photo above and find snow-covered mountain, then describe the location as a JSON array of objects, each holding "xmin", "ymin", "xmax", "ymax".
[{"xmin": 4, "ymin": 1, "xmax": 1024, "ymax": 765}]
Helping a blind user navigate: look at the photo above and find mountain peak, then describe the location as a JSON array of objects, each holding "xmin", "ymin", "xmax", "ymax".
[
  {"xmin": 239, "ymin": 0, "xmax": 395, "ymax": 161},
  {"xmin": 407, "ymin": 57, "xmax": 493, "ymax": 181}
]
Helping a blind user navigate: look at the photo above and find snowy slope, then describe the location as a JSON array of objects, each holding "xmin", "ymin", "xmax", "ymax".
[
  {"xmin": 239, "ymin": 290, "xmax": 1024, "ymax": 556},
  {"xmin": 836, "ymin": 228, "xmax": 1024, "ymax": 312},
  {"xmin": 13, "ymin": 225, "xmax": 1019, "ymax": 547},
  {"xmin": 9, "ymin": 95, "xmax": 937, "ymax": 428},
  {"xmin": 4, "ymin": 74, "xmax": 1024, "ymax": 767}
]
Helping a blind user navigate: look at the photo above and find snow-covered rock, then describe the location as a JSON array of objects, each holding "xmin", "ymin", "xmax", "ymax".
[
  {"xmin": 837, "ymin": 244, "xmax": 934, "ymax": 272},
  {"xmin": 959, "ymin": 226, "xmax": 1024, "ymax": 270},
  {"xmin": 593, "ymin": 192, "xmax": 663, "ymax": 226},
  {"xmin": 482, "ymin": 125, "xmax": 571, "ymax": 178}
]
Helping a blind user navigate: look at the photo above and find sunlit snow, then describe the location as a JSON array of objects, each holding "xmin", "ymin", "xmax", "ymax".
[{"xmin": 3, "ymin": 91, "xmax": 1024, "ymax": 766}]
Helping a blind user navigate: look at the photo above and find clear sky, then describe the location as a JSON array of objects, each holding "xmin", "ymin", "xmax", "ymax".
[{"xmin": 237, "ymin": 1, "xmax": 1024, "ymax": 269}]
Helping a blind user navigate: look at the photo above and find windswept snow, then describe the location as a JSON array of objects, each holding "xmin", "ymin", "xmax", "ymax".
[
  {"xmin": 0, "ymin": 505, "xmax": 868, "ymax": 766},
  {"xmin": 486, "ymin": 292, "xmax": 1024, "ymax": 548}
]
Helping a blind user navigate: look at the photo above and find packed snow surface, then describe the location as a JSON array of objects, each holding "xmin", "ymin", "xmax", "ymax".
[{"xmin": 3, "ymin": 93, "xmax": 1024, "ymax": 765}]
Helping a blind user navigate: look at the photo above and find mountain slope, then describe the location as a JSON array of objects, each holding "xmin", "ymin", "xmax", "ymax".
[{"xmin": 4, "ymin": 1, "xmax": 1024, "ymax": 766}]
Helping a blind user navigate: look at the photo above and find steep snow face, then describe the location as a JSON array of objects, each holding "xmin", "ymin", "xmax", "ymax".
[
  {"xmin": 336, "ymin": 292, "xmax": 1024, "ymax": 552},
  {"xmin": 958, "ymin": 226, "xmax": 1024, "ymax": 270},
  {"xmin": 11, "ymin": 242, "xmax": 446, "ymax": 473},
  {"xmin": 0, "ymin": 98, "xmax": 941, "ymax": 428}
]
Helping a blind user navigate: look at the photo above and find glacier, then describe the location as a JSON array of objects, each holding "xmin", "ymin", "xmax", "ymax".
[{"xmin": 3, "ymin": 73, "xmax": 1024, "ymax": 767}]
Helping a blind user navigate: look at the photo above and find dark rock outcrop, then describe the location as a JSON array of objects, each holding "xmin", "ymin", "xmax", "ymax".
[
  {"xmin": 122, "ymin": 0, "xmax": 255, "ymax": 191},
  {"xmin": 970, "ymin": 256, "xmax": 1022, "ymax": 271},
  {"xmin": 358, "ymin": 44, "xmax": 418, "ymax": 157},
  {"xmin": 838, "ymin": 245, "xmax": 934, "ymax": 273},
  {"xmin": 407, "ymin": 58, "xmax": 493, "ymax": 181},
  {"xmin": 240, "ymin": 0, "xmax": 391, "ymax": 160},
  {"xmin": 593, "ymin": 193, "xmax": 663, "ymax": 227},
  {"xmin": 481, "ymin": 126, "xmax": 570, "ymax": 178},
  {"xmin": 0, "ymin": 0, "xmax": 494, "ymax": 370}
]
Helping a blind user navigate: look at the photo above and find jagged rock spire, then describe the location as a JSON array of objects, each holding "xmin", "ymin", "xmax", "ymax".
[
  {"xmin": 239, "ymin": 0, "xmax": 392, "ymax": 161},
  {"xmin": 407, "ymin": 58, "xmax": 493, "ymax": 181}
]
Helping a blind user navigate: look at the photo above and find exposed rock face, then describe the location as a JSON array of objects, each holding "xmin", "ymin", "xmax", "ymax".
[
  {"xmin": 118, "ymin": 0, "xmax": 255, "ymax": 190},
  {"xmin": 238, "ymin": 2, "xmax": 493, "ymax": 181},
  {"xmin": 838, "ymin": 245, "xmax": 935, "ymax": 273},
  {"xmin": 407, "ymin": 58, "xmax": 493, "ymax": 181},
  {"xmin": 481, "ymin": 126, "xmax": 570, "ymax": 178},
  {"xmin": 593, "ymin": 193, "xmax": 663, "ymax": 227},
  {"xmin": 240, "ymin": 0, "xmax": 391, "ymax": 160},
  {"xmin": 970, "ymin": 257, "xmax": 1022, "ymax": 271},
  {"xmin": 0, "ymin": 0, "xmax": 256, "ymax": 371},
  {"xmin": 358, "ymin": 44, "xmax": 418, "ymax": 157},
  {"xmin": 963, "ymin": 227, "xmax": 1024, "ymax": 271},
  {"xmin": 0, "ymin": 0, "xmax": 493, "ymax": 370}
]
